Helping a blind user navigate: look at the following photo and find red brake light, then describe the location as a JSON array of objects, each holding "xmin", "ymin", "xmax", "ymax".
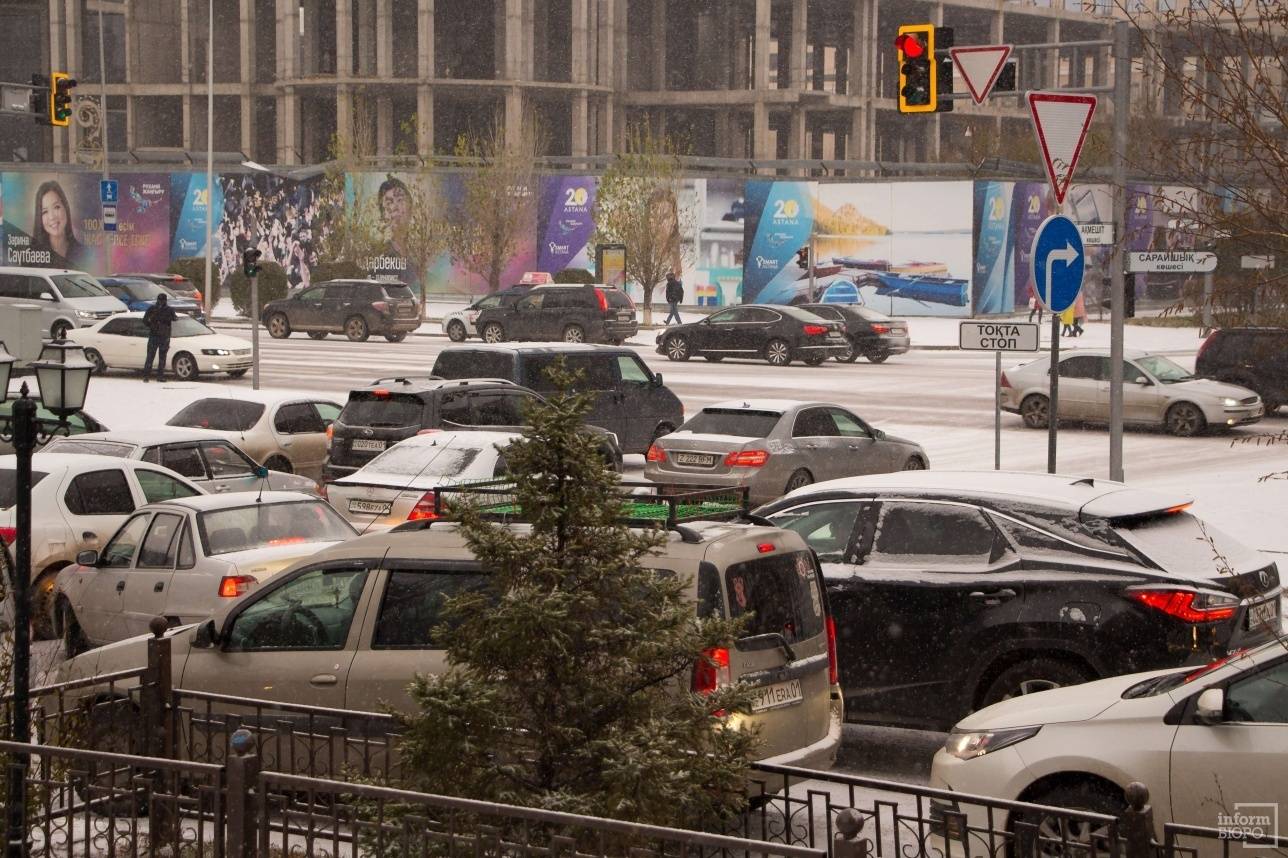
[
  {"xmin": 646, "ymin": 444, "xmax": 667, "ymax": 463},
  {"xmin": 372, "ymin": 301, "xmax": 390, "ymax": 314},
  {"xmin": 802, "ymin": 324, "xmax": 828, "ymax": 336},
  {"xmin": 826, "ymin": 615, "xmax": 839, "ymax": 685},
  {"xmin": 407, "ymin": 492, "xmax": 439, "ymax": 521},
  {"xmin": 724, "ymin": 450, "xmax": 770, "ymax": 467},
  {"xmin": 594, "ymin": 288, "xmax": 608, "ymax": 313},
  {"xmin": 371, "ymin": 388, "xmax": 390, "ymax": 399},
  {"xmin": 871, "ymin": 323, "xmax": 891, "ymax": 334},
  {"xmin": 218, "ymin": 575, "xmax": 257, "ymax": 598},
  {"xmin": 757, "ymin": 542, "xmax": 775, "ymax": 554},
  {"xmin": 0, "ymin": 526, "xmax": 17, "ymax": 546},
  {"xmin": 691, "ymin": 646, "xmax": 731, "ymax": 695},
  {"xmin": 1129, "ymin": 589, "xmax": 1237, "ymax": 623},
  {"xmin": 1000, "ymin": 371, "xmax": 1012, "ymax": 389}
]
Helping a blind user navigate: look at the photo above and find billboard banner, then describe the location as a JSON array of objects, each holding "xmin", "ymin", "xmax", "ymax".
[
  {"xmin": 740, "ymin": 180, "xmax": 817, "ymax": 304},
  {"xmin": 690, "ymin": 178, "xmax": 745, "ymax": 306},
  {"xmin": 216, "ymin": 172, "xmax": 326, "ymax": 290},
  {"xmin": 536, "ymin": 176, "xmax": 596, "ymax": 274},
  {"xmin": 170, "ymin": 172, "xmax": 224, "ymax": 260}
]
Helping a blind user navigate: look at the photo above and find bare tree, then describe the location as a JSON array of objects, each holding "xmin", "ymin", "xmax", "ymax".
[
  {"xmin": 591, "ymin": 124, "xmax": 694, "ymax": 326},
  {"xmin": 444, "ymin": 112, "xmax": 542, "ymax": 294},
  {"xmin": 317, "ymin": 98, "xmax": 386, "ymax": 273}
]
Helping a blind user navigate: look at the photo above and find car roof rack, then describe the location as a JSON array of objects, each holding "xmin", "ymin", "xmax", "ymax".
[
  {"xmin": 368, "ymin": 375, "xmax": 443, "ymax": 386},
  {"xmin": 428, "ymin": 479, "xmax": 750, "ymax": 541}
]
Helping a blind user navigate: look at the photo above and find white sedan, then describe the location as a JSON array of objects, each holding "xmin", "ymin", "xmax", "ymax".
[
  {"xmin": 929, "ymin": 641, "xmax": 1288, "ymax": 854},
  {"xmin": 68, "ymin": 313, "xmax": 253, "ymax": 381}
]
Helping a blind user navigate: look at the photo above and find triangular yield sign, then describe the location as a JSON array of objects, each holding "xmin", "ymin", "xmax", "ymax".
[
  {"xmin": 951, "ymin": 45, "xmax": 1012, "ymax": 104},
  {"xmin": 1028, "ymin": 92, "xmax": 1097, "ymax": 205}
]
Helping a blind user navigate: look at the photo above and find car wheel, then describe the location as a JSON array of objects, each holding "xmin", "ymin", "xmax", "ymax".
[
  {"xmin": 267, "ymin": 312, "xmax": 292, "ymax": 339},
  {"xmin": 650, "ymin": 422, "xmax": 677, "ymax": 445},
  {"xmin": 384, "ymin": 332, "xmax": 408, "ymax": 343},
  {"xmin": 306, "ymin": 331, "xmax": 328, "ymax": 340},
  {"xmin": 664, "ymin": 335, "xmax": 690, "ymax": 362},
  {"xmin": 345, "ymin": 316, "xmax": 370, "ymax": 342},
  {"xmin": 764, "ymin": 339, "xmax": 791, "ymax": 366},
  {"xmin": 482, "ymin": 322, "xmax": 506, "ymax": 344},
  {"xmin": 902, "ymin": 456, "xmax": 926, "ymax": 470},
  {"xmin": 562, "ymin": 324, "xmax": 586, "ymax": 343},
  {"xmin": 785, "ymin": 469, "xmax": 813, "ymax": 493},
  {"xmin": 446, "ymin": 320, "xmax": 468, "ymax": 342},
  {"xmin": 1165, "ymin": 402, "xmax": 1206, "ymax": 437},
  {"xmin": 60, "ymin": 600, "xmax": 89, "ymax": 658},
  {"xmin": 803, "ymin": 353, "xmax": 827, "ymax": 366},
  {"xmin": 263, "ymin": 455, "xmax": 293, "ymax": 474},
  {"xmin": 866, "ymin": 350, "xmax": 891, "ymax": 364},
  {"xmin": 50, "ymin": 320, "xmax": 72, "ymax": 341},
  {"xmin": 835, "ymin": 339, "xmax": 859, "ymax": 363},
  {"xmin": 980, "ymin": 658, "xmax": 1094, "ymax": 709},
  {"xmin": 1011, "ymin": 781, "xmax": 1125, "ymax": 858},
  {"xmin": 29, "ymin": 567, "xmax": 62, "ymax": 640},
  {"xmin": 84, "ymin": 348, "xmax": 107, "ymax": 375},
  {"xmin": 704, "ymin": 354, "xmax": 724, "ymax": 362},
  {"xmin": 1020, "ymin": 394, "xmax": 1049, "ymax": 429},
  {"xmin": 227, "ymin": 369, "xmax": 248, "ymax": 378},
  {"xmin": 171, "ymin": 352, "xmax": 199, "ymax": 381}
]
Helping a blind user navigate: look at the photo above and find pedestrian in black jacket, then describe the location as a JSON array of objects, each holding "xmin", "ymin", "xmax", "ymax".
[
  {"xmin": 663, "ymin": 272, "xmax": 684, "ymax": 325},
  {"xmin": 142, "ymin": 293, "xmax": 178, "ymax": 382}
]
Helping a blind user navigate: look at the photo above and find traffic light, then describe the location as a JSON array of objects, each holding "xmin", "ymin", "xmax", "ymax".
[
  {"xmin": 896, "ymin": 24, "xmax": 935, "ymax": 113},
  {"xmin": 934, "ymin": 27, "xmax": 954, "ymax": 114},
  {"xmin": 30, "ymin": 74, "xmax": 50, "ymax": 125},
  {"xmin": 50, "ymin": 72, "xmax": 75, "ymax": 126},
  {"xmin": 796, "ymin": 246, "xmax": 810, "ymax": 271},
  {"xmin": 242, "ymin": 248, "xmax": 262, "ymax": 278}
]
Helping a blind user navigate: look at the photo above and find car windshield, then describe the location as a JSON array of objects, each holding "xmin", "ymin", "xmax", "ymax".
[
  {"xmin": 0, "ymin": 470, "xmax": 49, "ymax": 509},
  {"xmin": 681, "ymin": 408, "xmax": 782, "ymax": 438},
  {"xmin": 1113, "ymin": 510, "xmax": 1264, "ymax": 576},
  {"xmin": 724, "ymin": 550, "xmax": 825, "ymax": 644},
  {"xmin": 168, "ymin": 399, "xmax": 266, "ymax": 431},
  {"xmin": 50, "ymin": 274, "xmax": 110, "ymax": 298},
  {"xmin": 1137, "ymin": 355, "xmax": 1193, "ymax": 383},
  {"xmin": 172, "ymin": 317, "xmax": 215, "ymax": 337},
  {"xmin": 361, "ymin": 442, "xmax": 488, "ymax": 478},
  {"xmin": 197, "ymin": 500, "xmax": 356, "ymax": 555},
  {"xmin": 42, "ymin": 439, "xmax": 134, "ymax": 458}
]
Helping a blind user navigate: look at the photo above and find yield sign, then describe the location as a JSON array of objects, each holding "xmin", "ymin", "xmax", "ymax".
[
  {"xmin": 950, "ymin": 45, "xmax": 1012, "ymax": 104},
  {"xmin": 1028, "ymin": 92, "xmax": 1097, "ymax": 205}
]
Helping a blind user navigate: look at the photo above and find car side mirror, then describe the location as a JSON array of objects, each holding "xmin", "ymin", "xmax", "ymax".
[
  {"xmin": 1195, "ymin": 687, "xmax": 1225, "ymax": 725},
  {"xmin": 254, "ymin": 465, "xmax": 270, "ymax": 478},
  {"xmin": 1136, "ymin": 378, "xmax": 1152, "ymax": 386},
  {"xmin": 652, "ymin": 373, "xmax": 663, "ymax": 386},
  {"xmin": 40, "ymin": 292, "xmax": 55, "ymax": 301},
  {"xmin": 192, "ymin": 618, "xmax": 220, "ymax": 649},
  {"xmin": 75, "ymin": 549, "xmax": 98, "ymax": 567}
]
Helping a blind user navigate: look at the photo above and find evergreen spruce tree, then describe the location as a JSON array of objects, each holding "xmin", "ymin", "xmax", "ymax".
[{"xmin": 398, "ymin": 362, "xmax": 756, "ymax": 826}]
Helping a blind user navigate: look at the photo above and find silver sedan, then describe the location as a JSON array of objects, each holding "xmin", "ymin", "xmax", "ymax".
[{"xmin": 644, "ymin": 399, "xmax": 928, "ymax": 505}]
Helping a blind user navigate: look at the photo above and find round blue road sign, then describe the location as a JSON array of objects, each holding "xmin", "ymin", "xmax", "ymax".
[{"xmin": 1029, "ymin": 215, "xmax": 1085, "ymax": 313}]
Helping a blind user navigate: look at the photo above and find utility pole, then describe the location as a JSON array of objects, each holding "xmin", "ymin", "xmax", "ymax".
[
  {"xmin": 203, "ymin": 0, "xmax": 215, "ymax": 322},
  {"xmin": 1108, "ymin": 19, "xmax": 1130, "ymax": 483},
  {"xmin": 98, "ymin": 6, "xmax": 112, "ymax": 269}
]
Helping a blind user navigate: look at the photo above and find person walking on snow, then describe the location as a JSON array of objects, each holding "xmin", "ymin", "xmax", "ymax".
[
  {"xmin": 663, "ymin": 272, "xmax": 684, "ymax": 325},
  {"xmin": 142, "ymin": 293, "xmax": 178, "ymax": 382},
  {"xmin": 1027, "ymin": 281, "xmax": 1044, "ymax": 325}
]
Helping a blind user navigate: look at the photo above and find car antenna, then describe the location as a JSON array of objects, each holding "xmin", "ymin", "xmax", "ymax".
[{"xmin": 255, "ymin": 464, "xmax": 270, "ymax": 503}]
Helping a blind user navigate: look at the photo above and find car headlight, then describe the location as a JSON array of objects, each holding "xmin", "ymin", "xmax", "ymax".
[
  {"xmin": 201, "ymin": 348, "xmax": 232, "ymax": 356},
  {"xmin": 943, "ymin": 726, "xmax": 1040, "ymax": 760},
  {"xmin": 76, "ymin": 310, "xmax": 97, "ymax": 319},
  {"xmin": 1222, "ymin": 398, "xmax": 1239, "ymax": 407}
]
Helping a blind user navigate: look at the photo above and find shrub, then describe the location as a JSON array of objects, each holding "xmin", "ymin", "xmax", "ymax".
[
  {"xmin": 228, "ymin": 261, "xmax": 290, "ymax": 318},
  {"xmin": 310, "ymin": 259, "xmax": 368, "ymax": 284},
  {"xmin": 168, "ymin": 257, "xmax": 214, "ymax": 303},
  {"xmin": 553, "ymin": 267, "xmax": 596, "ymax": 284}
]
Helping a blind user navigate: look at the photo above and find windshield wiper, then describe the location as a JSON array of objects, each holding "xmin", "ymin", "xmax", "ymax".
[{"xmin": 741, "ymin": 631, "xmax": 797, "ymax": 664}]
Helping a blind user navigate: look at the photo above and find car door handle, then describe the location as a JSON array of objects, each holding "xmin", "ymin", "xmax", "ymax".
[
  {"xmin": 281, "ymin": 440, "xmax": 293, "ymax": 448},
  {"xmin": 969, "ymin": 588, "xmax": 1017, "ymax": 604},
  {"xmin": 309, "ymin": 674, "xmax": 338, "ymax": 686},
  {"xmin": 115, "ymin": 581, "xmax": 126, "ymax": 593},
  {"xmin": 153, "ymin": 582, "xmax": 164, "ymax": 592},
  {"xmin": 82, "ymin": 531, "xmax": 97, "ymax": 540}
]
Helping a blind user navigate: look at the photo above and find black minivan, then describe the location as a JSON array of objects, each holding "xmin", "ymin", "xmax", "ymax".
[{"xmin": 431, "ymin": 344, "xmax": 683, "ymax": 454}]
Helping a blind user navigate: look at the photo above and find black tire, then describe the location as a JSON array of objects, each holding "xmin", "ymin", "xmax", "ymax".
[
  {"xmin": 704, "ymin": 354, "xmax": 724, "ymax": 362},
  {"xmin": 764, "ymin": 339, "xmax": 791, "ymax": 366},
  {"xmin": 803, "ymin": 353, "xmax": 827, "ymax": 366},
  {"xmin": 1165, "ymin": 402, "xmax": 1206, "ymax": 437},
  {"xmin": 866, "ymin": 350, "xmax": 891, "ymax": 364},
  {"xmin": 50, "ymin": 320, "xmax": 72, "ymax": 341},
  {"xmin": 29, "ymin": 568, "xmax": 61, "ymax": 641},
  {"xmin": 664, "ymin": 335, "xmax": 690, "ymax": 362},
  {"xmin": 482, "ymin": 322, "xmax": 506, "ymax": 344},
  {"xmin": 60, "ymin": 600, "xmax": 89, "ymax": 658},
  {"xmin": 980, "ymin": 658, "xmax": 1094, "ymax": 709},
  {"xmin": 446, "ymin": 320, "xmax": 468, "ymax": 342},
  {"xmin": 172, "ymin": 352, "xmax": 199, "ymax": 381},
  {"xmin": 562, "ymin": 323, "xmax": 586, "ymax": 344},
  {"xmin": 345, "ymin": 316, "xmax": 370, "ymax": 342},
  {"xmin": 785, "ymin": 469, "xmax": 813, "ymax": 493},
  {"xmin": 1020, "ymin": 394, "xmax": 1050, "ymax": 429},
  {"xmin": 227, "ymin": 369, "xmax": 248, "ymax": 378},
  {"xmin": 1011, "ymin": 781, "xmax": 1125, "ymax": 858},
  {"xmin": 307, "ymin": 331, "xmax": 328, "ymax": 340},
  {"xmin": 266, "ymin": 312, "xmax": 291, "ymax": 339},
  {"xmin": 650, "ymin": 422, "xmax": 677, "ymax": 445},
  {"xmin": 263, "ymin": 455, "xmax": 293, "ymax": 474},
  {"xmin": 835, "ymin": 339, "xmax": 859, "ymax": 363},
  {"xmin": 384, "ymin": 332, "xmax": 408, "ymax": 343},
  {"xmin": 902, "ymin": 456, "xmax": 926, "ymax": 470},
  {"xmin": 84, "ymin": 348, "xmax": 107, "ymax": 375}
]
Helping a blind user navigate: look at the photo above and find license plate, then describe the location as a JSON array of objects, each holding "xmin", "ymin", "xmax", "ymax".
[
  {"xmin": 750, "ymin": 679, "xmax": 803, "ymax": 713},
  {"xmin": 618, "ymin": 313, "xmax": 633, "ymax": 321},
  {"xmin": 673, "ymin": 452, "xmax": 716, "ymax": 467},
  {"xmin": 1247, "ymin": 597, "xmax": 1279, "ymax": 631},
  {"xmin": 348, "ymin": 499, "xmax": 392, "ymax": 515},
  {"xmin": 351, "ymin": 438, "xmax": 386, "ymax": 452}
]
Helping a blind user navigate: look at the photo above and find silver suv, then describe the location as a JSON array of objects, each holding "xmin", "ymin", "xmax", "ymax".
[{"xmin": 0, "ymin": 267, "xmax": 127, "ymax": 340}]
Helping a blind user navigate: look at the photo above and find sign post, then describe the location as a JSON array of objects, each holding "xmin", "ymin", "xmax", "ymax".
[
  {"xmin": 960, "ymin": 321, "xmax": 1040, "ymax": 470},
  {"xmin": 1030, "ymin": 215, "xmax": 1086, "ymax": 475}
]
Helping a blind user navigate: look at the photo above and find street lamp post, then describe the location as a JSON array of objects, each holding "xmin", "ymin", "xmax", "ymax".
[{"xmin": 0, "ymin": 339, "xmax": 94, "ymax": 858}]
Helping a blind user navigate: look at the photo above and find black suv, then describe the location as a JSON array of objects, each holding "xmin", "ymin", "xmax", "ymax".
[
  {"xmin": 431, "ymin": 344, "xmax": 684, "ymax": 454},
  {"xmin": 262, "ymin": 279, "xmax": 420, "ymax": 343},
  {"xmin": 323, "ymin": 377, "xmax": 623, "ymax": 482},
  {"xmin": 755, "ymin": 470, "xmax": 1282, "ymax": 731},
  {"xmin": 799, "ymin": 303, "xmax": 910, "ymax": 363},
  {"xmin": 1196, "ymin": 327, "xmax": 1288, "ymax": 415},
  {"xmin": 474, "ymin": 284, "xmax": 638, "ymax": 344}
]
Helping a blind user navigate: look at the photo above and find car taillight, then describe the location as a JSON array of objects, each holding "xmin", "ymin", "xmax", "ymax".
[
  {"xmin": 802, "ymin": 324, "xmax": 828, "ymax": 336},
  {"xmin": 0, "ymin": 526, "xmax": 17, "ymax": 546},
  {"xmin": 372, "ymin": 301, "xmax": 390, "ymax": 314},
  {"xmin": 1129, "ymin": 589, "xmax": 1238, "ymax": 623},
  {"xmin": 1000, "ymin": 371, "xmax": 1012, "ymax": 388},
  {"xmin": 724, "ymin": 449, "xmax": 770, "ymax": 467},
  {"xmin": 646, "ymin": 444, "xmax": 667, "ymax": 463},
  {"xmin": 826, "ymin": 615, "xmax": 839, "ymax": 685},
  {"xmin": 871, "ymin": 323, "xmax": 891, "ymax": 334},
  {"xmin": 326, "ymin": 424, "xmax": 334, "ymax": 441},
  {"xmin": 317, "ymin": 482, "xmax": 328, "ymax": 501},
  {"xmin": 1196, "ymin": 331, "xmax": 1217, "ymax": 365},
  {"xmin": 594, "ymin": 289, "xmax": 608, "ymax": 312},
  {"xmin": 194, "ymin": 290, "xmax": 203, "ymax": 302},
  {"xmin": 691, "ymin": 646, "xmax": 731, "ymax": 694},
  {"xmin": 218, "ymin": 575, "xmax": 257, "ymax": 598},
  {"xmin": 408, "ymin": 492, "xmax": 439, "ymax": 521}
]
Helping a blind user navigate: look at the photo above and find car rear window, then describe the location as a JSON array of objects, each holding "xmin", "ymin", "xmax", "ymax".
[
  {"xmin": 1, "ymin": 470, "xmax": 49, "ymax": 509},
  {"xmin": 381, "ymin": 284, "xmax": 415, "ymax": 301},
  {"xmin": 339, "ymin": 393, "xmax": 425, "ymax": 428},
  {"xmin": 1112, "ymin": 511, "xmax": 1264, "ymax": 576},
  {"xmin": 168, "ymin": 399, "xmax": 266, "ymax": 432},
  {"xmin": 681, "ymin": 408, "xmax": 782, "ymax": 438},
  {"xmin": 433, "ymin": 351, "xmax": 516, "ymax": 381},
  {"xmin": 600, "ymin": 289, "xmax": 633, "ymax": 309},
  {"xmin": 362, "ymin": 443, "xmax": 486, "ymax": 477},
  {"xmin": 724, "ymin": 550, "xmax": 825, "ymax": 644},
  {"xmin": 197, "ymin": 500, "xmax": 356, "ymax": 555}
]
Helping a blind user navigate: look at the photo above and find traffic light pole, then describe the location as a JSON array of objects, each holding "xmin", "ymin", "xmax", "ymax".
[
  {"xmin": 251, "ymin": 272, "xmax": 260, "ymax": 391},
  {"xmin": 1108, "ymin": 20, "xmax": 1130, "ymax": 483}
]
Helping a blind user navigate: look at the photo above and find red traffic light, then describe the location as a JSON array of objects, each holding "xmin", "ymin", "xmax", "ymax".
[{"xmin": 895, "ymin": 33, "xmax": 926, "ymax": 59}]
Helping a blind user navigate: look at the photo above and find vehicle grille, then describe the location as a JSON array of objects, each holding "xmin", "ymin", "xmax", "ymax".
[
  {"xmin": 1240, "ymin": 396, "xmax": 1259, "ymax": 405},
  {"xmin": 93, "ymin": 310, "xmax": 115, "ymax": 319},
  {"xmin": 233, "ymin": 349, "xmax": 251, "ymax": 355}
]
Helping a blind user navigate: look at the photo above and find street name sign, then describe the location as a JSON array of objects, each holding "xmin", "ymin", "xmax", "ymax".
[
  {"xmin": 951, "ymin": 45, "xmax": 1013, "ymax": 104},
  {"xmin": 1030, "ymin": 215, "xmax": 1085, "ymax": 313},
  {"xmin": 960, "ymin": 321, "xmax": 1040, "ymax": 352},
  {"xmin": 1242, "ymin": 255, "xmax": 1275, "ymax": 270},
  {"xmin": 1028, "ymin": 92, "xmax": 1097, "ymax": 206},
  {"xmin": 1077, "ymin": 222, "xmax": 1114, "ymax": 246},
  {"xmin": 102, "ymin": 203, "xmax": 117, "ymax": 232},
  {"xmin": 1127, "ymin": 251, "xmax": 1216, "ymax": 273}
]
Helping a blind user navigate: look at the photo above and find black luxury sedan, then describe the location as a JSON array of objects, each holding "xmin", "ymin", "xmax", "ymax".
[
  {"xmin": 754, "ymin": 470, "xmax": 1282, "ymax": 731},
  {"xmin": 656, "ymin": 304, "xmax": 848, "ymax": 366},
  {"xmin": 799, "ymin": 303, "xmax": 910, "ymax": 363}
]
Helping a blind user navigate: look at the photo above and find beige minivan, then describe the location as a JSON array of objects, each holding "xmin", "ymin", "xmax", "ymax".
[{"xmin": 58, "ymin": 518, "xmax": 844, "ymax": 770}]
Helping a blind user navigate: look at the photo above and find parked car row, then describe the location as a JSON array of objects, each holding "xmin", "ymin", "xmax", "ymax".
[{"xmin": 0, "ymin": 266, "xmax": 201, "ymax": 341}]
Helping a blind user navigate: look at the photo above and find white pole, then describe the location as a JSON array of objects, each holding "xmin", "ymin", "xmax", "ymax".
[
  {"xmin": 203, "ymin": 0, "xmax": 215, "ymax": 321},
  {"xmin": 98, "ymin": 7, "xmax": 111, "ymax": 272}
]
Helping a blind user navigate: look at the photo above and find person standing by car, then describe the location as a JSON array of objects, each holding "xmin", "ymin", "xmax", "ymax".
[
  {"xmin": 664, "ymin": 272, "xmax": 684, "ymax": 325},
  {"xmin": 142, "ymin": 293, "xmax": 178, "ymax": 382}
]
